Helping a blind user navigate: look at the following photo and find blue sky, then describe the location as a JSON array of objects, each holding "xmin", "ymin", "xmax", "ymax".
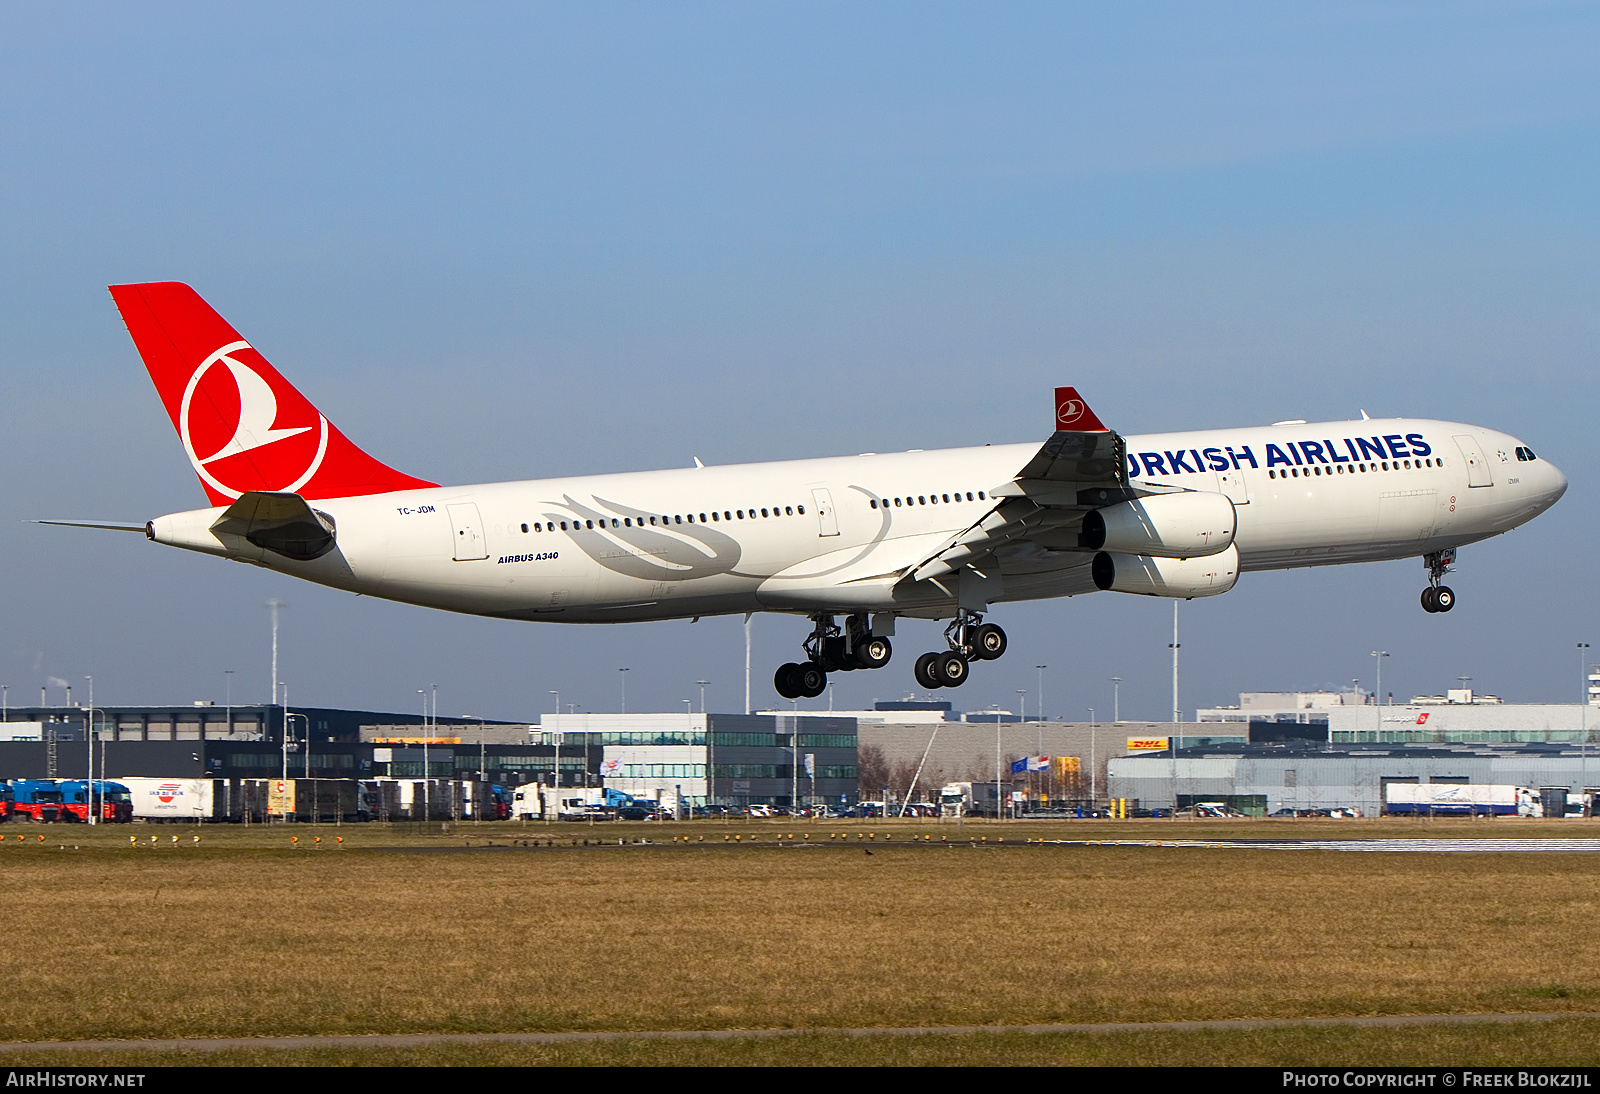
[{"xmin": 1, "ymin": 2, "xmax": 1595, "ymax": 721}]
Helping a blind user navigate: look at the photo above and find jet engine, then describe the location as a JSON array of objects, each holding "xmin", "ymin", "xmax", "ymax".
[
  {"xmin": 1078, "ymin": 491, "xmax": 1236, "ymax": 558},
  {"xmin": 1091, "ymin": 543, "xmax": 1239, "ymax": 598}
]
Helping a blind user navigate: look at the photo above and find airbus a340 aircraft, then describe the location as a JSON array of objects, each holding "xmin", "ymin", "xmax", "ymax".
[{"xmin": 49, "ymin": 282, "xmax": 1567, "ymax": 700}]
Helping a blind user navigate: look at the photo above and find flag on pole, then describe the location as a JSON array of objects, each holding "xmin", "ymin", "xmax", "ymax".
[
  {"xmin": 1027, "ymin": 755, "xmax": 1050, "ymax": 771},
  {"xmin": 1010, "ymin": 757, "xmax": 1028, "ymax": 774}
]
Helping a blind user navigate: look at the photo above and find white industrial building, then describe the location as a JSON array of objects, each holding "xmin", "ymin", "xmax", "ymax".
[{"xmin": 1109, "ymin": 741, "xmax": 1599, "ymax": 816}]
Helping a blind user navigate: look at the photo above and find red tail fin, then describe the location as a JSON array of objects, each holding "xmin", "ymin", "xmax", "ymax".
[
  {"xmin": 1053, "ymin": 386, "xmax": 1108, "ymax": 432},
  {"xmin": 110, "ymin": 282, "xmax": 436, "ymax": 506}
]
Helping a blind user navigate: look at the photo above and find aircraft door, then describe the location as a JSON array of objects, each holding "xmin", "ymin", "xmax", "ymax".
[
  {"xmin": 1215, "ymin": 467, "xmax": 1250, "ymax": 505},
  {"xmin": 1452, "ymin": 435, "xmax": 1494, "ymax": 487},
  {"xmin": 810, "ymin": 488, "xmax": 840, "ymax": 537},
  {"xmin": 447, "ymin": 503, "xmax": 489, "ymax": 560}
]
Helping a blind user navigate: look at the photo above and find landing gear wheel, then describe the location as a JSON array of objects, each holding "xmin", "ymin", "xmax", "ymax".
[
  {"xmin": 854, "ymin": 635, "xmax": 892, "ymax": 669},
  {"xmin": 821, "ymin": 636, "xmax": 851, "ymax": 672},
  {"xmin": 795, "ymin": 663, "xmax": 828, "ymax": 698},
  {"xmin": 1433, "ymin": 586, "xmax": 1455, "ymax": 612},
  {"xmin": 971, "ymin": 623, "xmax": 1007, "ymax": 661},
  {"xmin": 1421, "ymin": 588, "xmax": 1439, "ymax": 613},
  {"xmin": 934, "ymin": 651, "xmax": 969, "ymax": 687},
  {"xmin": 914, "ymin": 652, "xmax": 942, "ymax": 690},
  {"xmin": 774, "ymin": 663, "xmax": 802, "ymax": 699}
]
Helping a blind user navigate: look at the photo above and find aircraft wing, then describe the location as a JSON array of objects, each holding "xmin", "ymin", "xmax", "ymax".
[{"xmin": 905, "ymin": 387, "xmax": 1158, "ymax": 584}]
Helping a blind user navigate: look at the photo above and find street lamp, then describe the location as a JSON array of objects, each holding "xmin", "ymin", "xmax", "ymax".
[
  {"xmin": 1371, "ymin": 652, "xmax": 1389, "ymax": 739},
  {"xmin": 1088, "ymin": 708, "xmax": 1096, "ymax": 805},
  {"xmin": 1580, "ymin": 644, "xmax": 1590, "ymax": 812},
  {"xmin": 697, "ymin": 680, "xmax": 710, "ymax": 714},
  {"xmin": 619, "ymin": 667, "xmax": 629, "ymax": 714},
  {"xmin": 84, "ymin": 675, "xmax": 95, "ymax": 825},
  {"xmin": 1035, "ymin": 665, "xmax": 1047, "ymax": 723},
  {"xmin": 1111, "ymin": 677, "xmax": 1121, "ymax": 724}
]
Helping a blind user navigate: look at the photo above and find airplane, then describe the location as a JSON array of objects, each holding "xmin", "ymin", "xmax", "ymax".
[{"xmin": 44, "ymin": 282, "xmax": 1568, "ymax": 701}]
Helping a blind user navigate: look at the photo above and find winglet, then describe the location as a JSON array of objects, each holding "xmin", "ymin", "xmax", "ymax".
[{"xmin": 1053, "ymin": 386, "xmax": 1107, "ymax": 432}]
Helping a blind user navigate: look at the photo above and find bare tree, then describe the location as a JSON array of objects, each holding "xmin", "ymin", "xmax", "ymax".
[{"xmin": 857, "ymin": 743, "xmax": 889, "ymax": 797}]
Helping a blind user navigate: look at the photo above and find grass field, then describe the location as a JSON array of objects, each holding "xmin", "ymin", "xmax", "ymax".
[{"xmin": 0, "ymin": 816, "xmax": 1596, "ymax": 1066}]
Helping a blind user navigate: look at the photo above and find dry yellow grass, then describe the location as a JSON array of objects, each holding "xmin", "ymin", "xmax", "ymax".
[{"xmin": 0, "ymin": 818, "xmax": 1595, "ymax": 1051}]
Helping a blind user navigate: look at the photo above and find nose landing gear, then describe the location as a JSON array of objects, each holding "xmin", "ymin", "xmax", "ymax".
[{"xmin": 1421, "ymin": 549, "xmax": 1456, "ymax": 613}]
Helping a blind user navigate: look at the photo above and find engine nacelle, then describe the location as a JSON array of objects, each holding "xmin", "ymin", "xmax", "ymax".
[
  {"xmin": 1079, "ymin": 491, "xmax": 1236, "ymax": 558},
  {"xmin": 1091, "ymin": 544, "xmax": 1239, "ymax": 598}
]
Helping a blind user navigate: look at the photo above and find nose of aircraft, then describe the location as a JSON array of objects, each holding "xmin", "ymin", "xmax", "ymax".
[{"xmin": 1545, "ymin": 458, "xmax": 1569, "ymax": 506}]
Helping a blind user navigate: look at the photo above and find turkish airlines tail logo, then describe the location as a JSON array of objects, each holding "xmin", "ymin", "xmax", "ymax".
[
  {"xmin": 110, "ymin": 283, "xmax": 436, "ymax": 507},
  {"xmin": 1053, "ymin": 386, "xmax": 1108, "ymax": 432}
]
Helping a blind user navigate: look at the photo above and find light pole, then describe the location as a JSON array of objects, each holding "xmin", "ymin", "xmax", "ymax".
[
  {"xmin": 697, "ymin": 680, "xmax": 710, "ymax": 714},
  {"xmin": 1035, "ymin": 665, "xmax": 1047, "ymax": 723},
  {"xmin": 1017, "ymin": 690, "xmax": 1026, "ymax": 724},
  {"xmin": 682, "ymin": 699, "xmax": 691, "ymax": 714},
  {"xmin": 1088, "ymin": 708, "xmax": 1096, "ymax": 806},
  {"xmin": 84, "ymin": 675, "xmax": 95, "ymax": 825},
  {"xmin": 418, "ymin": 689, "xmax": 430, "ymax": 823},
  {"xmin": 1169, "ymin": 601, "xmax": 1181, "ymax": 727},
  {"xmin": 224, "ymin": 670, "xmax": 234, "ymax": 736},
  {"xmin": 1111, "ymin": 677, "xmax": 1121, "ymax": 724},
  {"xmin": 548, "ymin": 690, "xmax": 560, "ymax": 817},
  {"xmin": 281, "ymin": 683, "xmax": 290, "ymax": 784},
  {"xmin": 619, "ymin": 667, "xmax": 629, "ymax": 714},
  {"xmin": 1580, "ymin": 643, "xmax": 1590, "ymax": 813},
  {"xmin": 1371, "ymin": 651, "xmax": 1389, "ymax": 739},
  {"xmin": 3, "ymin": 684, "xmax": 8, "ymax": 722}
]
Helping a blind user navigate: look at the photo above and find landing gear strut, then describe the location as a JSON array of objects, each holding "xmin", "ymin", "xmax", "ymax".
[
  {"xmin": 773, "ymin": 614, "xmax": 894, "ymax": 700},
  {"xmin": 912, "ymin": 611, "xmax": 1007, "ymax": 690},
  {"xmin": 1421, "ymin": 549, "xmax": 1456, "ymax": 613}
]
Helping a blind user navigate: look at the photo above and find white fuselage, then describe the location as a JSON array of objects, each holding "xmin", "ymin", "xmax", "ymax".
[{"xmin": 148, "ymin": 417, "xmax": 1567, "ymax": 624}]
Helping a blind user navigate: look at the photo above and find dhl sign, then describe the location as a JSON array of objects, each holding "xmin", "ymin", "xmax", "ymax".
[{"xmin": 1126, "ymin": 737, "xmax": 1170, "ymax": 752}]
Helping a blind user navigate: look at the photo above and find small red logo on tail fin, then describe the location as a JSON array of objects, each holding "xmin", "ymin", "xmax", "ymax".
[
  {"xmin": 1053, "ymin": 386, "xmax": 1108, "ymax": 431},
  {"xmin": 111, "ymin": 283, "xmax": 436, "ymax": 506}
]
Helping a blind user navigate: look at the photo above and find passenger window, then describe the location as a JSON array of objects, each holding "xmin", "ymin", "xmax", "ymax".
[
  {"xmin": 624, "ymin": 518, "xmax": 632, "ymax": 527},
  {"xmin": 711, "ymin": 512, "xmax": 719, "ymax": 521},
  {"xmin": 966, "ymin": 492, "xmax": 974, "ymax": 500},
  {"xmin": 977, "ymin": 492, "xmax": 985, "ymax": 500},
  {"xmin": 586, "ymin": 520, "xmax": 594, "ymax": 529},
  {"xmin": 1524, "ymin": 450, "xmax": 1534, "ymax": 461},
  {"xmin": 785, "ymin": 506, "xmax": 793, "ymax": 515},
  {"xmin": 675, "ymin": 515, "xmax": 683, "ymax": 524},
  {"xmin": 942, "ymin": 494, "xmax": 950, "ymax": 503},
  {"xmin": 724, "ymin": 511, "xmax": 731, "ymax": 521},
  {"xmin": 870, "ymin": 500, "xmax": 877, "ymax": 509},
  {"xmin": 894, "ymin": 498, "xmax": 902, "ymax": 507},
  {"xmin": 761, "ymin": 508, "xmax": 768, "ymax": 517},
  {"xmin": 797, "ymin": 506, "xmax": 805, "ymax": 514},
  {"xmin": 736, "ymin": 510, "xmax": 743, "ymax": 519}
]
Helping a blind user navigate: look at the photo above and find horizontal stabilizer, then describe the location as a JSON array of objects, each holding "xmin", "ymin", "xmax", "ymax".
[
  {"xmin": 31, "ymin": 519, "xmax": 148, "ymax": 533},
  {"xmin": 210, "ymin": 491, "xmax": 337, "ymax": 562}
]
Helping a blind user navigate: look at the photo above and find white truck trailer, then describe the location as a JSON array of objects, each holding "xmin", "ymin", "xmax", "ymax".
[
  {"xmin": 1383, "ymin": 783, "xmax": 1540, "ymax": 817},
  {"xmin": 117, "ymin": 777, "xmax": 219, "ymax": 821}
]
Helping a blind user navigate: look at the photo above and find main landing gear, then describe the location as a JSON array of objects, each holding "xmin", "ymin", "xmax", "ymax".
[
  {"xmin": 1421, "ymin": 548, "xmax": 1456, "ymax": 613},
  {"xmin": 773, "ymin": 611, "xmax": 1010, "ymax": 699},
  {"xmin": 911, "ymin": 611, "xmax": 1007, "ymax": 691},
  {"xmin": 773, "ymin": 614, "xmax": 893, "ymax": 700}
]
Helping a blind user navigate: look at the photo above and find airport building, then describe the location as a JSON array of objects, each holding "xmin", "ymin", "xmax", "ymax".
[
  {"xmin": 541, "ymin": 713, "xmax": 859, "ymax": 809},
  {"xmin": 1198, "ymin": 689, "xmax": 1599, "ymax": 746},
  {"xmin": 1108, "ymin": 740, "xmax": 1600, "ymax": 816}
]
